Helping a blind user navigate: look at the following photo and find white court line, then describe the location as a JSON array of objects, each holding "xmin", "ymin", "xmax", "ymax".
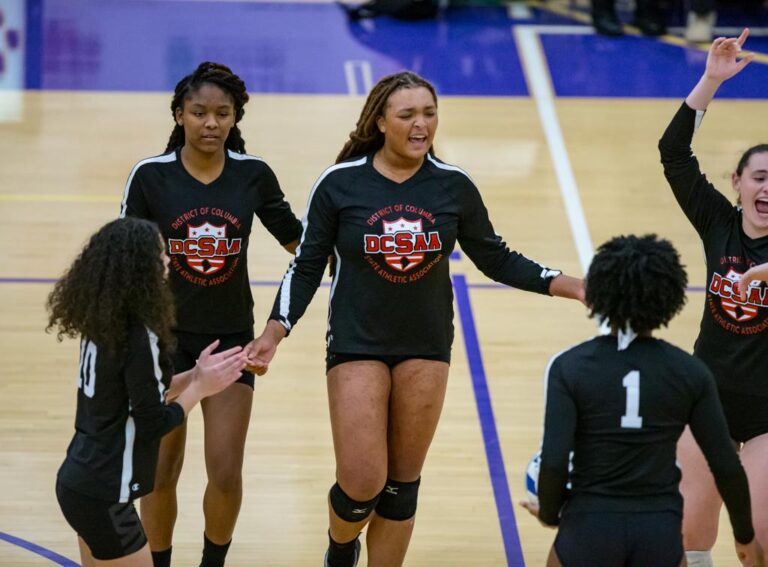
[
  {"xmin": 506, "ymin": 1, "xmax": 532, "ymax": 20},
  {"xmin": 343, "ymin": 60, "xmax": 373, "ymax": 96},
  {"xmin": 516, "ymin": 24, "xmax": 594, "ymax": 34},
  {"xmin": 513, "ymin": 25, "xmax": 594, "ymax": 274}
]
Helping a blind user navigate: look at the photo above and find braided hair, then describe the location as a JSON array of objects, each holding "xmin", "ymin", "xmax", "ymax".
[
  {"xmin": 336, "ymin": 71, "xmax": 437, "ymax": 163},
  {"xmin": 165, "ymin": 62, "xmax": 250, "ymax": 154},
  {"xmin": 585, "ymin": 234, "xmax": 687, "ymax": 335}
]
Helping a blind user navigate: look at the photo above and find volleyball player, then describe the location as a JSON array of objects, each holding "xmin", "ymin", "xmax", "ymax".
[
  {"xmin": 520, "ymin": 234, "xmax": 763, "ymax": 567},
  {"xmin": 658, "ymin": 30, "xmax": 768, "ymax": 567},
  {"xmin": 247, "ymin": 71, "xmax": 585, "ymax": 567},
  {"xmin": 119, "ymin": 62, "xmax": 302, "ymax": 567},
  {"xmin": 48, "ymin": 217, "xmax": 248, "ymax": 567}
]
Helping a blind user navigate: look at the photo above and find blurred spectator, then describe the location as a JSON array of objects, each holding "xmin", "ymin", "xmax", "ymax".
[
  {"xmin": 685, "ymin": 0, "xmax": 716, "ymax": 42},
  {"xmin": 591, "ymin": 0, "xmax": 666, "ymax": 36},
  {"xmin": 339, "ymin": 0, "xmax": 441, "ymax": 20}
]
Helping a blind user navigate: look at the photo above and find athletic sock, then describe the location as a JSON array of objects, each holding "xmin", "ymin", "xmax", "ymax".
[
  {"xmin": 199, "ymin": 533, "xmax": 231, "ymax": 567},
  {"xmin": 685, "ymin": 550, "xmax": 714, "ymax": 567},
  {"xmin": 151, "ymin": 547, "xmax": 172, "ymax": 567},
  {"xmin": 324, "ymin": 532, "xmax": 361, "ymax": 567}
]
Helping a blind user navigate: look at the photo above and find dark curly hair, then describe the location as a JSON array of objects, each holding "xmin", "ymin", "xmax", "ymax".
[
  {"xmin": 165, "ymin": 62, "xmax": 250, "ymax": 154},
  {"xmin": 336, "ymin": 70, "xmax": 437, "ymax": 163},
  {"xmin": 46, "ymin": 218, "xmax": 176, "ymax": 362},
  {"xmin": 586, "ymin": 234, "xmax": 687, "ymax": 335}
]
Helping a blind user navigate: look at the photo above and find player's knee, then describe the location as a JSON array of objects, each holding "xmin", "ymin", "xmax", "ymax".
[
  {"xmin": 374, "ymin": 477, "xmax": 421, "ymax": 521},
  {"xmin": 207, "ymin": 465, "xmax": 243, "ymax": 494},
  {"xmin": 336, "ymin": 467, "xmax": 387, "ymax": 501},
  {"xmin": 153, "ymin": 458, "xmax": 185, "ymax": 490},
  {"xmin": 329, "ymin": 482, "xmax": 381, "ymax": 523}
]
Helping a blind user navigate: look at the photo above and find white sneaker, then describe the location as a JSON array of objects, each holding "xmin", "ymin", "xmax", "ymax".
[{"xmin": 685, "ymin": 11, "xmax": 716, "ymax": 42}]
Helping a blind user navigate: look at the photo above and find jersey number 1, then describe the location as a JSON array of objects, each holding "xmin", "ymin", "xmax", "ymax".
[{"xmin": 621, "ymin": 370, "xmax": 642, "ymax": 429}]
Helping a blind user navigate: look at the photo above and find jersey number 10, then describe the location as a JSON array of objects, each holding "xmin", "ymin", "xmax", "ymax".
[
  {"xmin": 78, "ymin": 339, "xmax": 97, "ymax": 398},
  {"xmin": 621, "ymin": 370, "xmax": 643, "ymax": 429}
]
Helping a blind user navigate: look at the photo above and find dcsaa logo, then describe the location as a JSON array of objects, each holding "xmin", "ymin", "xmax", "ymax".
[
  {"xmin": 363, "ymin": 217, "xmax": 442, "ymax": 272},
  {"xmin": 168, "ymin": 222, "xmax": 242, "ymax": 275},
  {"xmin": 709, "ymin": 268, "xmax": 760, "ymax": 322}
]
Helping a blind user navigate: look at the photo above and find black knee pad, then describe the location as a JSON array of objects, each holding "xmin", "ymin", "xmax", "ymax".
[
  {"xmin": 375, "ymin": 477, "xmax": 421, "ymax": 521},
  {"xmin": 329, "ymin": 482, "xmax": 380, "ymax": 523}
]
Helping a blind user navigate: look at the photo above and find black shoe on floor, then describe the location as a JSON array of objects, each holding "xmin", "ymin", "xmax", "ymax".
[
  {"xmin": 633, "ymin": 10, "xmax": 666, "ymax": 35},
  {"xmin": 592, "ymin": 8, "xmax": 624, "ymax": 35}
]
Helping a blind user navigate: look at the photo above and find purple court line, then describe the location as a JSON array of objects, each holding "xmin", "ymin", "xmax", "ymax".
[
  {"xmin": 0, "ymin": 277, "xmax": 708, "ymax": 293},
  {"xmin": 0, "ymin": 532, "xmax": 79, "ymax": 566},
  {"xmin": 452, "ymin": 274, "xmax": 525, "ymax": 566}
]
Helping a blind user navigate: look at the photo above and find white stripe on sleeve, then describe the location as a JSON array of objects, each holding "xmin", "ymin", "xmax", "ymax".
[
  {"xmin": 278, "ymin": 157, "xmax": 367, "ymax": 326},
  {"xmin": 119, "ymin": 152, "xmax": 177, "ymax": 218}
]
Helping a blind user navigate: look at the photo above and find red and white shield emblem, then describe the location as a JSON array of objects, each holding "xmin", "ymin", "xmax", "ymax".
[
  {"xmin": 382, "ymin": 217, "xmax": 424, "ymax": 272},
  {"xmin": 186, "ymin": 222, "xmax": 227, "ymax": 274},
  {"xmin": 721, "ymin": 268, "xmax": 759, "ymax": 322}
]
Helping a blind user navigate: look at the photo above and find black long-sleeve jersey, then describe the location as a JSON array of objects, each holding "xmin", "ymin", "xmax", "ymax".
[
  {"xmin": 57, "ymin": 323, "xmax": 184, "ymax": 503},
  {"xmin": 538, "ymin": 335, "xmax": 754, "ymax": 544},
  {"xmin": 120, "ymin": 149, "xmax": 302, "ymax": 334},
  {"xmin": 270, "ymin": 154, "xmax": 561, "ymax": 356},
  {"xmin": 660, "ymin": 102, "xmax": 768, "ymax": 395}
]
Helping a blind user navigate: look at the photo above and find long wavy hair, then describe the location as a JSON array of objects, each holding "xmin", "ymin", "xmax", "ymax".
[
  {"xmin": 46, "ymin": 218, "xmax": 176, "ymax": 363},
  {"xmin": 165, "ymin": 61, "xmax": 250, "ymax": 154},
  {"xmin": 336, "ymin": 71, "xmax": 437, "ymax": 163},
  {"xmin": 586, "ymin": 234, "xmax": 687, "ymax": 335}
]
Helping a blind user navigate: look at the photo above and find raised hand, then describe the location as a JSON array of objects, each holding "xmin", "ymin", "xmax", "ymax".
[
  {"xmin": 686, "ymin": 28, "xmax": 755, "ymax": 110},
  {"xmin": 704, "ymin": 29, "xmax": 754, "ymax": 83}
]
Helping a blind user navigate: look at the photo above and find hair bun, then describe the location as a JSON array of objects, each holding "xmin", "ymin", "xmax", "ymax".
[{"xmin": 196, "ymin": 61, "xmax": 233, "ymax": 76}]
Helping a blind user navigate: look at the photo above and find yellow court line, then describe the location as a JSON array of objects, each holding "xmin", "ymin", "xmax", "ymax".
[
  {"xmin": 0, "ymin": 194, "xmax": 119, "ymax": 203},
  {"xmin": 527, "ymin": 0, "xmax": 768, "ymax": 65}
]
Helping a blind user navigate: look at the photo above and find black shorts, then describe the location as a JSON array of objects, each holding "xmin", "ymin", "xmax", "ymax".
[
  {"xmin": 174, "ymin": 329, "xmax": 255, "ymax": 389},
  {"xmin": 554, "ymin": 510, "xmax": 683, "ymax": 567},
  {"xmin": 326, "ymin": 352, "xmax": 450, "ymax": 373},
  {"xmin": 56, "ymin": 481, "xmax": 146, "ymax": 560},
  {"xmin": 718, "ymin": 389, "xmax": 768, "ymax": 443}
]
